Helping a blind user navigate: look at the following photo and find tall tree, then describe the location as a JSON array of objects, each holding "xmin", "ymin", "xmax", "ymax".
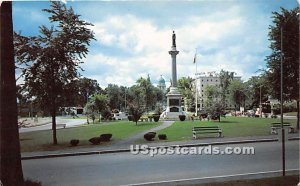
[
  {"xmin": 178, "ymin": 77, "xmax": 194, "ymax": 111},
  {"xmin": 136, "ymin": 76, "xmax": 154, "ymax": 112},
  {"xmin": 219, "ymin": 70, "xmax": 234, "ymax": 104},
  {"xmin": 105, "ymin": 84, "xmax": 122, "ymax": 110},
  {"xmin": 0, "ymin": 2, "xmax": 24, "ymax": 185},
  {"xmin": 228, "ymin": 80, "xmax": 246, "ymax": 115},
  {"xmin": 204, "ymin": 85, "xmax": 220, "ymax": 108},
  {"xmin": 265, "ymin": 7, "xmax": 299, "ymax": 129},
  {"xmin": 203, "ymin": 85, "xmax": 224, "ymax": 121},
  {"xmin": 244, "ymin": 75, "xmax": 269, "ymax": 109},
  {"xmin": 14, "ymin": 2, "xmax": 95, "ymax": 144},
  {"xmin": 93, "ymin": 94, "xmax": 108, "ymax": 121}
]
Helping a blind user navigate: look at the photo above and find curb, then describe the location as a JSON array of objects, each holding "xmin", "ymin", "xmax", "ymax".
[
  {"xmin": 120, "ymin": 169, "xmax": 300, "ymax": 186},
  {"xmin": 21, "ymin": 137, "xmax": 299, "ymax": 160}
]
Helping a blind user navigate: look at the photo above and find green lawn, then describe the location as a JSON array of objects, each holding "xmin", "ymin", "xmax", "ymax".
[
  {"xmin": 20, "ymin": 121, "xmax": 161, "ymax": 152},
  {"xmin": 157, "ymin": 117, "xmax": 298, "ymax": 142}
]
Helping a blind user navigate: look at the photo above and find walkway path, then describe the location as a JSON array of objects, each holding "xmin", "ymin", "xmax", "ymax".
[
  {"xmin": 114, "ymin": 120, "xmax": 174, "ymax": 146},
  {"xmin": 19, "ymin": 117, "xmax": 87, "ymax": 133}
]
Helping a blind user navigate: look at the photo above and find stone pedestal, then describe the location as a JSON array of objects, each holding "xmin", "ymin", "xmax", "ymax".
[{"xmin": 162, "ymin": 87, "xmax": 184, "ymax": 119}]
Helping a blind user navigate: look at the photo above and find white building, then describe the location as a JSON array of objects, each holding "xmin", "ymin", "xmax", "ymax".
[{"xmin": 194, "ymin": 73, "xmax": 241, "ymax": 111}]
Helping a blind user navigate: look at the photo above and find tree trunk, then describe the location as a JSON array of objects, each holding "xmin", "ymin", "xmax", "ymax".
[
  {"xmin": 297, "ymin": 100, "xmax": 299, "ymax": 130},
  {"xmin": 0, "ymin": 2, "xmax": 25, "ymax": 185},
  {"xmin": 51, "ymin": 109, "xmax": 58, "ymax": 145}
]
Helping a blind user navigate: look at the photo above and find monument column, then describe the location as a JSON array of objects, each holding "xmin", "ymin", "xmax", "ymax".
[
  {"xmin": 169, "ymin": 31, "xmax": 179, "ymax": 88},
  {"xmin": 169, "ymin": 31, "xmax": 179, "ymax": 92},
  {"xmin": 161, "ymin": 31, "xmax": 185, "ymax": 119}
]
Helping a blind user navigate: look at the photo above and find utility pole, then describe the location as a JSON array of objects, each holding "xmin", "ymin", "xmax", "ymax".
[{"xmin": 280, "ymin": 26, "xmax": 285, "ymax": 177}]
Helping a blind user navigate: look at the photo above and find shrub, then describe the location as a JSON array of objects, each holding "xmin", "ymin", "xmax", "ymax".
[
  {"xmin": 70, "ymin": 139, "xmax": 79, "ymax": 146},
  {"xmin": 100, "ymin": 134, "xmax": 112, "ymax": 142},
  {"xmin": 89, "ymin": 137, "xmax": 101, "ymax": 145},
  {"xmin": 144, "ymin": 132, "xmax": 156, "ymax": 141},
  {"xmin": 153, "ymin": 114, "xmax": 160, "ymax": 122},
  {"xmin": 158, "ymin": 134, "xmax": 167, "ymax": 140},
  {"xmin": 179, "ymin": 115, "xmax": 186, "ymax": 121},
  {"xmin": 271, "ymin": 115, "xmax": 278, "ymax": 118}
]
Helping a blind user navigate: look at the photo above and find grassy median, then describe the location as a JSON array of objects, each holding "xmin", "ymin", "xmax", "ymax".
[
  {"xmin": 156, "ymin": 117, "xmax": 297, "ymax": 142},
  {"xmin": 20, "ymin": 121, "xmax": 162, "ymax": 152}
]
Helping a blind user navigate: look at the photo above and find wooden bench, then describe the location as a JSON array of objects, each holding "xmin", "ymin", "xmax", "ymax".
[
  {"xmin": 56, "ymin": 124, "xmax": 66, "ymax": 128},
  {"xmin": 270, "ymin": 123, "xmax": 294, "ymax": 134},
  {"xmin": 192, "ymin": 126, "xmax": 222, "ymax": 139}
]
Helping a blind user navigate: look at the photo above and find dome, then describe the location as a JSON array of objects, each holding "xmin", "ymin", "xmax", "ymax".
[{"xmin": 158, "ymin": 75, "xmax": 165, "ymax": 84}]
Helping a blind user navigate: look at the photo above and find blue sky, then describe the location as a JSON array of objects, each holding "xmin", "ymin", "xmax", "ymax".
[{"xmin": 12, "ymin": 0, "xmax": 299, "ymax": 88}]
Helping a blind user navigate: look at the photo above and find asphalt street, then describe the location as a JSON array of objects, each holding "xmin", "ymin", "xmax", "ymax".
[{"xmin": 22, "ymin": 140, "xmax": 299, "ymax": 186}]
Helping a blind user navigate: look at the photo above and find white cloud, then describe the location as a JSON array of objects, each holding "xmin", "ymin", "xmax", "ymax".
[{"xmin": 82, "ymin": 4, "xmax": 269, "ymax": 88}]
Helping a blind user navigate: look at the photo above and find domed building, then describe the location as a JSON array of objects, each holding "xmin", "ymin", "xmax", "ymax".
[{"xmin": 157, "ymin": 75, "xmax": 166, "ymax": 92}]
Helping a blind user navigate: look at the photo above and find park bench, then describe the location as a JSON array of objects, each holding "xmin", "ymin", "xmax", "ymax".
[
  {"xmin": 56, "ymin": 124, "xmax": 66, "ymax": 129},
  {"xmin": 192, "ymin": 126, "xmax": 223, "ymax": 139},
  {"xmin": 270, "ymin": 122, "xmax": 294, "ymax": 134}
]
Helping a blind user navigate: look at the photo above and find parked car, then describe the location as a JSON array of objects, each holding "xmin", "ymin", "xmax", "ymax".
[{"xmin": 112, "ymin": 112, "xmax": 128, "ymax": 120}]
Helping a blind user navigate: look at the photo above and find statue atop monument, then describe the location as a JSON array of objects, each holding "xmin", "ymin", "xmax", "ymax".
[{"xmin": 172, "ymin": 30, "xmax": 176, "ymax": 47}]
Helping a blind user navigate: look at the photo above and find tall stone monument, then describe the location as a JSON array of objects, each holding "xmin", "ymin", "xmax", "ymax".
[{"xmin": 162, "ymin": 31, "xmax": 184, "ymax": 119}]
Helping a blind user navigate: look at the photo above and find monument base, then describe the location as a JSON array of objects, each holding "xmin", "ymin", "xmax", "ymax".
[{"xmin": 160, "ymin": 87, "xmax": 186, "ymax": 119}]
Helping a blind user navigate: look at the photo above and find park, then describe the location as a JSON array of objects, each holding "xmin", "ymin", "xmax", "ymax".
[{"xmin": 1, "ymin": 1, "xmax": 299, "ymax": 186}]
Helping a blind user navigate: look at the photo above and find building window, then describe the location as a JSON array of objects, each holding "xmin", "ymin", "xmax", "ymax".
[{"xmin": 202, "ymin": 84, "xmax": 203, "ymax": 87}]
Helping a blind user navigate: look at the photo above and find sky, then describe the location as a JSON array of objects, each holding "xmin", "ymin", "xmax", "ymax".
[{"xmin": 12, "ymin": 0, "xmax": 299, "ymax": 88}]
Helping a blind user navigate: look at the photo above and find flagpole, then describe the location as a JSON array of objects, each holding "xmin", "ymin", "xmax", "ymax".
[{"xmin": 195, "ymin": 48, "xmax": 198, "ymax": 116}]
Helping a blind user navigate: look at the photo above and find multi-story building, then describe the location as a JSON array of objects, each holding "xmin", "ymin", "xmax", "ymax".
[{"xmin": 194, "ymin": 72, "xmax": 241, "ymax": 111}]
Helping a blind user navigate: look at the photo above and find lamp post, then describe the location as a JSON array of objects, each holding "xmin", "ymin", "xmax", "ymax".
[
  {"xmin": 124, "ymin": 88, "xmax": 127, "ymax": 112},
  {"xmin": 280, "ymin": 25, "xmax": 285, "ymax": 177},
  {"xmin": 279, "ymin": 14, "xmax": 295, "ymax": 176},
  {"xmin": 259, "ymin": 85, "xmax": 262, "ymax": 118}
]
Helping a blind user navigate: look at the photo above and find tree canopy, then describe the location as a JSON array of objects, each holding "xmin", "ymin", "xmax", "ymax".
[
  {"xmin": 265, "ymin": 7, "xmax": 299, "ymax": 128},
  {"xmin": 14, "ymin": 1, "xmax": 95, "ymax": 144}
]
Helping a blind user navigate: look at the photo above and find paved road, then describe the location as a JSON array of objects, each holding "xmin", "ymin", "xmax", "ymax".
[
  {"xmin": 22, "ymin": 140, "xmax": 299, "ymax": 186},
  {"xmin": 19, "ymin": 118, "xmax": 87, "ymax": 133}
]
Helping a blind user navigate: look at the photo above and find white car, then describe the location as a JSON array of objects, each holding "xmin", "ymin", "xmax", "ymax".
[{"xmin": 112, "ymin": 112, "xmax": 128, "ymax": 120}]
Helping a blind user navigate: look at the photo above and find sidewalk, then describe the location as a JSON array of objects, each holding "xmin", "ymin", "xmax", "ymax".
[{"xmin": 21, "ymin": 132, "xmax": 299, "ymax": 159}]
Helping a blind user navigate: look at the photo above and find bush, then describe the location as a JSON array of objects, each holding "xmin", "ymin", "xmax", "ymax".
[
  {"xmin": 271, "ymin": 115, "xmax": 278, "ymax": 118},
  {"xmin": 153, "ymin": 114, "xmax": 160, "ymax": 122},
  {"xmin": 179, "ymin": 115, "xmax": 186, "ymax": 121},
  {"xmin": 100, "ymin": 133, "xmax": 112, "ymax": 141},
  {"xmin": 128, "ymin": 115, "xmax": 133, "ymax": 121},
  {"xmin": 158, "ymin": 134, "xmax": 167, "ymax": 140},
  {"xmin": 144, "ymin": 132, "xmax": 156, "ymax": 141},
  {"xmin": 70, "ymin": 139, "xmax": 79, "ymax": 146},
  {"xmin": 89, "ymin": 137, "xmax": 101, "ymax": 145}
]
